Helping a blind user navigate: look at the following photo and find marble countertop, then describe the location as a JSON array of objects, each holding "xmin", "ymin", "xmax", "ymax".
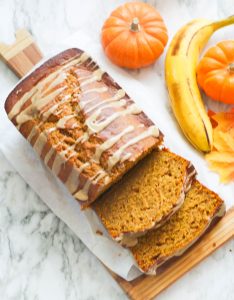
[{"xmin": 0, "ymin": 0, "xmax": 233, "ymax": 299}]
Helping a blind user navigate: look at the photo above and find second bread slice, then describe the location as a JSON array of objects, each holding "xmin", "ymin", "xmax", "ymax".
[{"xmin": 93, "ymin": 149, "xmax": 196, "ymax": 246}]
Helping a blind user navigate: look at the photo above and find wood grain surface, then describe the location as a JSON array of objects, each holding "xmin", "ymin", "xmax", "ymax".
[{"xmin": 0, "ymin": 29, "xmax": 42, "ymax": 77}]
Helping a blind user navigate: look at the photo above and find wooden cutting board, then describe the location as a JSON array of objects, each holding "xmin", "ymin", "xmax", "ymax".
[{"xmin": 1, "ymin": 29, "xmax": 234, "ymax": 300}]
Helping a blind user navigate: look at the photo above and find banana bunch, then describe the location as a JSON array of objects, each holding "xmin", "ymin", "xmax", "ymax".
[{"xmin": 165, "ymin": 16, "xmax": 234, "ymax": 152}]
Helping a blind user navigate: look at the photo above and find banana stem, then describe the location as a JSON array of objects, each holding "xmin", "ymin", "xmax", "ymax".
[{"xmin": 212, "ymin": 15, "xmax": 234, "ymax": 30}]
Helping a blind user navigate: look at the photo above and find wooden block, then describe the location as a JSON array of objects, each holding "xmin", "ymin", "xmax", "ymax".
[
  {"xmin": 113, "ymin": 207, "xmax": 234, "ymax": 300},
  {"xmin": 0, "ymin": 29, "xmax": 43, "ymax": 77}
]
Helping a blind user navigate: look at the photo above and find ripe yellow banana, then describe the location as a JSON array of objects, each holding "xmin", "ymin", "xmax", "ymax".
[{"xmin": 165, "ymin": 16, "xmax": 234, "ymax": 152}]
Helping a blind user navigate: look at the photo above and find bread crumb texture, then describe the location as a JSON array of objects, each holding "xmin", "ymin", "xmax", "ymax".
[{"xmin": 131, "ymin": 180, "xmax": 224, "ymax": 272}]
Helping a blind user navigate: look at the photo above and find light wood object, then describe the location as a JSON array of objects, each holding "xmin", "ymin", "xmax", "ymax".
[
  {"xmin": 0, "ymin": 28, "xmax": 233, "ymax": 300},
  {"xmin": 0, "ymin": 29, "xmax": 43, "ymax": 77}
]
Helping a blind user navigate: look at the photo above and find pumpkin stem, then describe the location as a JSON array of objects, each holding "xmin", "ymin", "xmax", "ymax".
[
  {"xmin": 228, "ymin": 63, "xmax": 234, "ymax": 74},
  {"xmin": 130, "ymin": 17, "xmax": 140, "ymax": 32}
]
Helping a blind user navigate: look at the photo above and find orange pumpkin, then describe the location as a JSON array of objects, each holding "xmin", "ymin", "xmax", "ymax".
[
  {"xmin": 101, "ymin": 2, "xmax": 168, "ymax": 69},
  {"xmin": 197, "ymin": 40, "xmax": 234, "ymax": 104}
]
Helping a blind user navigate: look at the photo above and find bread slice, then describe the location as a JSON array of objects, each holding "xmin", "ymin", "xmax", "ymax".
[
  {"xmin": 93, "ymin": 149, "xmax": 196, "ymax": 246},
  {"xmin": 5, "ymin": 48, "xmax": 163, "ymax": 208},
  {"xmin": 131, "ymin": 180, "xmax": 225, "ymax": 274}
]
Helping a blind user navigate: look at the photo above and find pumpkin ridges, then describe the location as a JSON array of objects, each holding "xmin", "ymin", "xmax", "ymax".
[
  {"xmin": 197, "ymin": 58, "xmax": 225, "ymax": 90},
  {"xmin": 143, "ymin": 31, "xmax": 165, "ymax": 57},
  {"xmin": 203, "ymin": 74, "xmax": 224, "ymax": 101},
  {"xmin": 111, "ymin": 7, "xmax": 132, "ymax": 22},
  {"xmin": 144, "ymin": 27, "xmax": 168, "ymax": 46},
  {"xmin": 219, "ymin": 75, "xmax": 230, "ymax": 103},
  {"xmin": 143, "ymin": 33, "xmax": 163, "ymax": 59},
  {"xmin": 101, "ymin": 1, "xmax": 168, "ymax": 68},
  {"xmin": 217, "ymin": 40, "xmax": 234, "ymax": 61},
  {"xmin": 123, "ymin": 3, "xmax": 136, "ymax": 19},
  {"xmin": 141, "ymin": 13, "xmax": 163, "ymax": 24},
  {"xmin": 197, "ymin": 57, "xmax": 226, "ymax": 73},
  {"xmin": 136, "ymin": 33, "xmax": 155, "ymax": 64},
  {"xmin": 105, "ymin": 32, "xmax": 133, "ymax": 67},
  {"xmin": 142, "ymin": 21, "xmax": 167, "ymax": 29},
  {"xmin": 105, "ymin": 31, "xmax": 129, "ymax": 54},
  {"xmin": 205, "ymin": 46, "xmax": 228, "ymax": 64},
  {"xmin": 122, "ymin": 32, "xmax": 139, "ymax": 68},
  {"xmin": 217, "ymin": 43, "xmax": 231, "ymax": 63},
  {"xmin": 220, "ymin": 77, "xmax": 234, "ymax": 104},
  {"xmin": 101, "ymin": 28, "xmax": 127, "ymax": 49},
  {"xmin": 197, "ymin": 40, "xmax": 234, "ymax": 103}
]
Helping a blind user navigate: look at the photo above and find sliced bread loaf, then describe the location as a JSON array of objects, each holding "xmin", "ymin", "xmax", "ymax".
[
  {"xmin": 93, "ymin": 149, "xmax": 196, "ymax": 246},
  {"xmin": 131, "ymin": 180, "xmax": 225, "ymax": 274}
]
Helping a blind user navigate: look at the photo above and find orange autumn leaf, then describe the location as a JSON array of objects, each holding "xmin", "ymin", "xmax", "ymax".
[
  {"xmin": 212, "ymin": 108, "xmax": 234, "ymax": 132},
  {"xmin": 206, "ymin": 108, "xmax": 234, "ymax": 183}
]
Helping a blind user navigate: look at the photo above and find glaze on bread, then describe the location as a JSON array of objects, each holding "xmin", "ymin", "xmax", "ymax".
[{"xmin": 5, "ymin": 48, "xmax": 163, "ymax": 207}]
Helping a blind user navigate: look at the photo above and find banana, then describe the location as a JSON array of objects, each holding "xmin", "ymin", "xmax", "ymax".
[{"xmin": 165, "ymin": 16, "xmax": 234, "ymax": 152}]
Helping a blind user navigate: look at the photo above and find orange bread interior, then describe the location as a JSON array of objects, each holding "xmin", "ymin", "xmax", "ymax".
[
  {"xmin": 93, "ymin": 149, "xmax": 195, "ymax": 246},
  {"xmin": 131, "ymin": 180, "xmax": 225, "ymax": 274}
]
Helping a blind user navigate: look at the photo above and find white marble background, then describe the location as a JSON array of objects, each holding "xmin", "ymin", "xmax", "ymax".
[{"xmin": 0, "ymin": 0, "xmax": 234, "ymax": 299}]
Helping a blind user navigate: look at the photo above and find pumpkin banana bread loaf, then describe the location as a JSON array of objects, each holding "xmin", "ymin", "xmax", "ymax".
[
  {"xmin": 131, "ymin": 180, "xmax": 225, "ymax": 274},
  {"xmin": 5, "ymin": 48, "xmax": 163, "ymax": 207},
  {"xmin": 93, "ymin": 149, "xmax": 196, "ymax": 246}
]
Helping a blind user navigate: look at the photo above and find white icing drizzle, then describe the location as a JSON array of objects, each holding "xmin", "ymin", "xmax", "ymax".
[
  {"xmin": 84, "ymin": 89, "xmax": 125, "ymax": 114},
  {"xmin": 74, "ymin": 169, "xmax": 106, "ymax": 201},
  {"xmin": 120, "ymin": 152, "xmax": 132, "ymax": 163},
  {"xmin": 51, "ymin": 152, "xmax": 65, "ymax": 175},
  {"xmin": 56, "ymin": 114, "xmax": 76, "ymax": 129},
  {"xmin": 108, "ymin": 126, "xmax": 159, "ymax": 170},
  {"xmin": 33, "ymin": 132, "xmax": 48, "ymax": 155},
  {"xmin": 45, "ymin": 127, "xmax": 57, "ymax": 134},
  {"xmin": 9, "ymin": 52, "xmax": 89, "ymax": 121},
  {"xmin": 41, "ymin": 72, "xmax": 67, "ymax": 97},
  {"xmin": 16, "ymin": 87, "xmax": 65, "ymax": 125},
  {"xmin": 10, "ymin": 51, "xmax": 161, "ymax": 202},
  {"xmin": 79, "ymin": 96, "xmax": 97, "ymax": 109},
  {"xmin": 93, "ymin": 125, "xmax": 134, "ymax": 162},
  {"xmin": 74, "ymin": 180, "xmax": 91, "ymax": 201},
  {"xmin": 85, "ymin": 102, "xmax": 141, "ymax": 134},
  {"xmin": 41, "ymin": 94, "xmax": 71, "ymax": 120},
  {"xmin": 80, "ymin": 69, "xmax": 104, "ymax": 87},
  {"xmin": 82, "ymin": 86, "xmax": 108, "ymax": 95},
  {"xmin": 27, "ymin": 126, "xmax": 38, "ymax": 142},
  {"xmin": 44, "ymin": 147, "xmax": 56, "ymax": 165},
  {"xmin": 65, "ymin": 162, "xmax": 91, "ymax": 194}
]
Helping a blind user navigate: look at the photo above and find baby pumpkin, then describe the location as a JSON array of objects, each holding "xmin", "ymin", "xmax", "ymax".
[
  {"xmin": 101, "ymin": 1, "xmax": 168, "ymax": 69},
  {"xmin": 197, "ymin": 40, "xmax": 234, "ymax": 104}
]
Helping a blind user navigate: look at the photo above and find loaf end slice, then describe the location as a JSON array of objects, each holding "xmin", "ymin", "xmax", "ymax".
[
  {"xmin": 131, "ymin": 180, "xmax": 225, "ymax": 274},
  {"xmin": 93, "ymin": 149, "xmax": 196, "ymax": 246}
]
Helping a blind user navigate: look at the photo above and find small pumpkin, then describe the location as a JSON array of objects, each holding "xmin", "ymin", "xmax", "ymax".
[
  {"xmin": 197, "ymin": 40, "xmax": 234, "ymax": 104},
  {"xmin": 101, "ymin": 1, "xmax": 168, "ymax": 69}
]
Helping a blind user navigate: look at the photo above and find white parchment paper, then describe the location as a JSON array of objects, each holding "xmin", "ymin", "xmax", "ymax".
[{"xmin": 0, "ymin": 31, "xmax": 233, "ymax": 281}]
